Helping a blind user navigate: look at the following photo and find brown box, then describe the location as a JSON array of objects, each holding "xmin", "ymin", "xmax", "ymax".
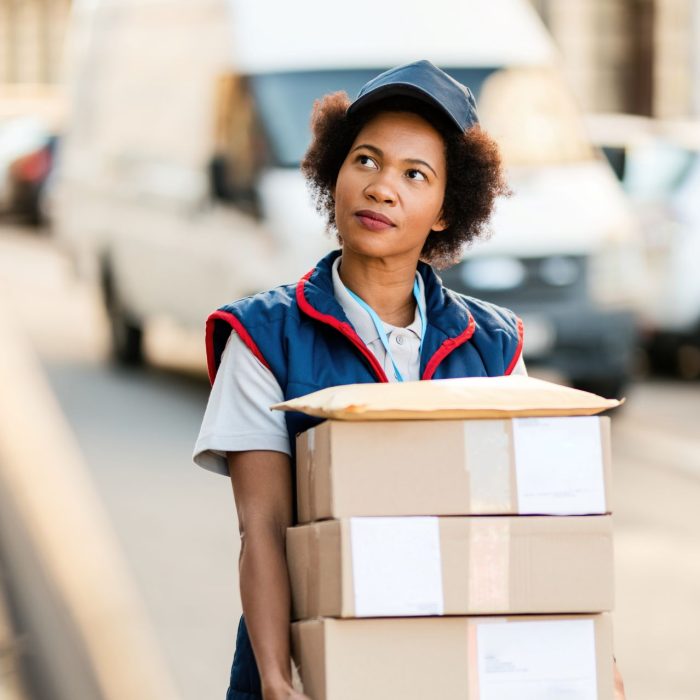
[
  {"xmin": 296, "ymin": 416, "xmax": 613, "ymax": 523},
  {"xmin": 287, "ymin": 515, "xmax": 613, "ymax": 619},
  {"xmin": 292, "ymin": 614, "xmax": 614, "ymax": 700}
]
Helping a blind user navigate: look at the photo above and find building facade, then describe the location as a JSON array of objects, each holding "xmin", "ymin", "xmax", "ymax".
[
  {"xmin": 1, "ymin": 0, "xmax": 698, "ymax": 118},
  {"xmin": 532, "ymin": 0, "xmax": 700, "ymax": 118},
  {"xmin": 0, "ymin": 0, "xmax": 71, "ymax": 85}
]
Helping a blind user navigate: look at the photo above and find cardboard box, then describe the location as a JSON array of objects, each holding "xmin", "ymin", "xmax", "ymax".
[
  {"xmin": 296, "ymin": 416, "xmax": 613, "ymax": 522},
  {"xmin": 287, "ymin": 515, "xmax": 613, "ymax": 619},
  {"xmin": 292, "ymin": 614, "xmax": 614, "ymax": 700}
]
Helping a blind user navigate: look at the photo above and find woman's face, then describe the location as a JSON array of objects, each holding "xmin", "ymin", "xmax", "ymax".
[{"xmin": 333, "ymin": 110, "xmax": 448, "ymax": 261}]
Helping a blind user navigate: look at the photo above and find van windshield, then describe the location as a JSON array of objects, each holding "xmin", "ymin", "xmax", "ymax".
[
  {"xmin": 250, "ymin": 66, "xmax": 594, "ymax": 168},
  {"xmin": 249, "ymin": 68, "xmax": 495, "ymax": 168}
]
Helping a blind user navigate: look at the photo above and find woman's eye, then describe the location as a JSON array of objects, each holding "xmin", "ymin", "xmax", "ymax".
[
  {"xmin": 358, "ymin": 154, "xmax": 378, "ymax": 169},
  {"xmin": 407, "ymin": 169, "xmax": 427, "ymax": 181}
]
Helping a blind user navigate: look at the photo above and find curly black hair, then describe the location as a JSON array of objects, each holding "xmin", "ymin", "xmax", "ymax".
[{"xmin": 301, "ymin": 91, "xmax": 510, "ymax": 269}]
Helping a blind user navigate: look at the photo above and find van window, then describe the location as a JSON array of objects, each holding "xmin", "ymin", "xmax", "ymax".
[
  {"xmin": 248, "ymin": 68, "xmax": 497, "ymax": 168},
  {"xmin": 477, "ymin": 67, "xmax": 595, "ymax": 165},
  {"xmin": 623, "ymin": 141, "xmax": 696, "ymax": 200},
  {"xmin": 246, "ymin": 67, "xmax": 593, "ymax": 169},
  {"xmin": 211, "ymin": 74, "xmax": 263, "ymax": 212}
]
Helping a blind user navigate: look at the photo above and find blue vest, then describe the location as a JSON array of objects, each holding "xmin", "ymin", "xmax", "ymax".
[{"xmin": 207, "ymin": 248, "xmax": 523, "ymax": 459}]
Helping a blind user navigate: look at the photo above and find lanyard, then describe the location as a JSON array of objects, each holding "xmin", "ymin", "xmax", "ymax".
[{"xmin": 344, "ymin": 277, "xmax": 426, "ymax": 382}]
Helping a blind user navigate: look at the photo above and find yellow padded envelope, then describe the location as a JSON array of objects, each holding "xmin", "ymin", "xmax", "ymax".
[{"xmin": 272, "ymin": 375, "xmax": 622, "ymax": 420}]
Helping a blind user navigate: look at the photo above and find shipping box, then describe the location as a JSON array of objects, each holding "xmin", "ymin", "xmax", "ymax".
[
  {"xmin": 296, "ymin": 416, "xmax": 613, "ymax": 522},
  {"xmin": 287, "ymin": 515, "xmax": 613, "ymax": 619},
  {"xmin": 292, "ymin": 614, "xmax": 614, "ymax": 700}
]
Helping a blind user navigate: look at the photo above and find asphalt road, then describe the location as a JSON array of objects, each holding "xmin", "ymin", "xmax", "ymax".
[{"xmin": 1, "ymin": 223, "xmax": 699, "ymax": 700}]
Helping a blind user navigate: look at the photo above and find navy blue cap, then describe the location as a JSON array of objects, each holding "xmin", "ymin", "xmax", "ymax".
[{"xmin": 347, "ymin": 60, "xmax": 479, "ymax": 133}]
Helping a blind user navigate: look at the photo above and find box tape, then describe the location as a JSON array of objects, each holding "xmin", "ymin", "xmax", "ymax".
[
  {"xmin": 468, "ymin": 518, "xmax": 510, "ymax": 612},
  {"xmin": 464, "ymin": 421, "xmax": 513, "ymax": 514},
  {"xmin": 307, "ymin": 429, "xmax": 317, "ymax": 520}
]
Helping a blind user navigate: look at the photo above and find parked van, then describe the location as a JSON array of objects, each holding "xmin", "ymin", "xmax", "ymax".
[{"xmin": 54, "ymin": 0, "xmax": 644, "ymax": 395}]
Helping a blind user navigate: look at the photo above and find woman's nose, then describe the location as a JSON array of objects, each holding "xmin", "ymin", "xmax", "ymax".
[{"xmin": 364, "ymin": 175, "xmax": 397, "ymax": 205}]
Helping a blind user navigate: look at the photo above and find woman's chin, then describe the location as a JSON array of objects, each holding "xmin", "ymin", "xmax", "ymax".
[
  {"xmin": 343, "ymin": 240, "xmax": 397, "ymax": 260},
  {"xmin": 339, "ymin": 227, "xmax": 404, "ymax": 259}
]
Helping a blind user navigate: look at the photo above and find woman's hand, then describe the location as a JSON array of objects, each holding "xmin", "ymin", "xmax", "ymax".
[
  {"xmin": 614, "ymin": 660, "xmax": 626, "ymax": 700},
  {"xmin": 266, "ymin": 690, "xmax": 311, "ymax": 700},
  {"xmin": 263, "ymin": 679, "xmax": 311, "ymax": 700}
]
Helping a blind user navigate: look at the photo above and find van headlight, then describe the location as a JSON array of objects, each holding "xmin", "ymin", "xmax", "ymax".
[
  {"xmin": 459, "ymin": 256, "xmax": 526, "ymax": 291},
  {"xmin": 538, "ymin": 256, "xmax": 581, "ymax": 287}
]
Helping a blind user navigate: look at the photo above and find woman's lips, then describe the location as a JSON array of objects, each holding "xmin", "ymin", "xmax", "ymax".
[{"xmin": 354, "ymin": 210, "xmax": 396, "ymax": 232}]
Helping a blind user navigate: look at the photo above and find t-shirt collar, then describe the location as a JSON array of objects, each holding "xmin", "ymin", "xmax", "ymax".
[{"xmin": 331, "ymin": 255, "xmax": 425, "ymax": 345}]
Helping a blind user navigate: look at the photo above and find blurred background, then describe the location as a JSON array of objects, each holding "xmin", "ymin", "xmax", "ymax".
[{"xmin": 0, "ymin": 0, "xmax": 698, "ymax": 698}]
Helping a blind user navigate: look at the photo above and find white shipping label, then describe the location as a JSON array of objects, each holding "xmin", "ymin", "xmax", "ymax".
[
  {"xmin": 513, "ymin": 416, "xmax": 606, "ymax": 514},
  {"xmin": 476, "ymin": 618, "xmax": 598, "ymax": 700},
  {"xmin": 350, "ymin": 517, "xmax": 444, "ymax": 617}
]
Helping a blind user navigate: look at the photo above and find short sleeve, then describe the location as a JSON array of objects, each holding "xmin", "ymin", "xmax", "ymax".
[
  {"xmin": 510, "ymin": 355, "xmax": 528, "ymax": 376},
  {"xmin": 192, "ymin": 331, "xmax": 291, "ymax": 476}
]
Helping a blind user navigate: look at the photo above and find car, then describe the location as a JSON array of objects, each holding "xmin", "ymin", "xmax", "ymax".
[
  {"xmin": 8, "ymin": 133, "xmax": 58, "ymax": 226},
  {"xmin": 586, "ymin": 113, "xmax": 700, "ymax": 379},
  {"xmin": 0, "ymin": 115, "xmax": 53, "ymax": 223}
]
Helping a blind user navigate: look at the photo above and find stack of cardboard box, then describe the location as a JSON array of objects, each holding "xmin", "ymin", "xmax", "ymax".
[{"xmin": 278, "ymin": 377, "xmax": 620, "ymax": 699}]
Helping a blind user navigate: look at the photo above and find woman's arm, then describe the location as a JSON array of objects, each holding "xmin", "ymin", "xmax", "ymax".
[{"xmin": 227, "ymin": 449, "xmax": 310, "ymax": 700}]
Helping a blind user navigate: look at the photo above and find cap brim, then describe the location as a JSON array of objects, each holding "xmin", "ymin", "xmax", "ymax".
[{"xmin": 347, "ymin": 82, "xmax": 465, "ymax": 132}]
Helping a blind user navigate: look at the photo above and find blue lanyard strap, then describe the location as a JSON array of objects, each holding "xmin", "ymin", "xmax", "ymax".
[{"xmin": 344, "ymin": 277, "xmax": 426, "ymax": 382}]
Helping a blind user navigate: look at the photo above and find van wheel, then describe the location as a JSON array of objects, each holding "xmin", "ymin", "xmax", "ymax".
[
  {"xmin": 645, "ymin": 334, "xmax": 678, "ymax": 376},
  {"xmin": 101, "ymin": 259, "xmax": 144, "ymax": 366},
  {"xmin": 109, "ymin": 302, "xmax": 144, "ymax": 366}
]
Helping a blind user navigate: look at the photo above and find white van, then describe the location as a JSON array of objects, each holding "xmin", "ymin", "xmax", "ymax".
[{"xmin": 54, "ymin": 0, "xmax": 644, "ymax": 395}]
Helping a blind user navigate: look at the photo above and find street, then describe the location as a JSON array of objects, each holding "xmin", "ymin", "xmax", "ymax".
[{"xmin": 1, "ymin": 223, "xmax": 699, "ymax": 700}]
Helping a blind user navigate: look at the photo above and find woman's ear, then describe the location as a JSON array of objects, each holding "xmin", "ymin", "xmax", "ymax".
[{"xmin": 432, "ymin": 211, "xmax": 448, "ymax": 232}]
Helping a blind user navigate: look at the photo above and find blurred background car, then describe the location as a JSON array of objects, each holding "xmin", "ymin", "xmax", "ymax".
[
  {"xmin": 8, "ymin": 131, "xmax": 58, "ymax": 226},
  {"xmin": 0, "ymin": 115, "xmax": 55, "ymax": 224},
  {"xmin": 587, "ymin": 113, "xmax": 700, "ymax": 379}
]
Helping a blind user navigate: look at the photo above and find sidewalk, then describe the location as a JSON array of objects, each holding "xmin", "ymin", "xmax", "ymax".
[{"xmin": 0, "ymin": 567, "xmax": 27, "ymax": 700}]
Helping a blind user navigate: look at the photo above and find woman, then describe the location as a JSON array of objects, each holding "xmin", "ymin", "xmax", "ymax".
[{"xmin": 194, "ymin": 61, "xmax": 624, "ymax": 700}]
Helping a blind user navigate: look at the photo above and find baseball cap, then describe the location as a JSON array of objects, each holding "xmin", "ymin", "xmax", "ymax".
[{"xmin": 346, "ymin": 59, "xmax": 479, "ymax": 133}]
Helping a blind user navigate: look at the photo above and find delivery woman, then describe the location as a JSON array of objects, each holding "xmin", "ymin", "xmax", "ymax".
[{"xmin": 194, "ymin": 61, "xmax": 623, "ymax": 700}]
